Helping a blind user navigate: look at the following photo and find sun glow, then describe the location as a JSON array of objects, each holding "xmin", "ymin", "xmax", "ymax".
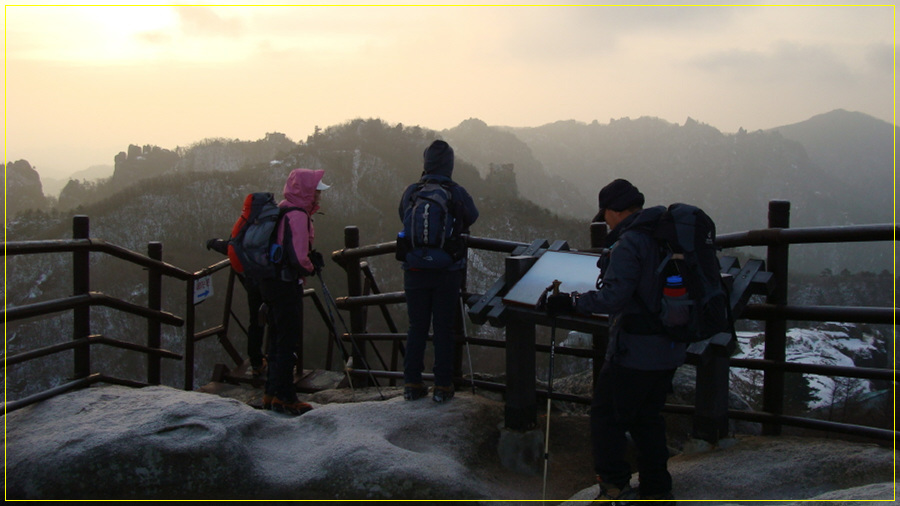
[{"xmin": 8, "ymin": 6, "xmax": 179, "ymax": 64}]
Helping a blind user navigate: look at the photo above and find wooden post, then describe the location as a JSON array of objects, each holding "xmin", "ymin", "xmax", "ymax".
[
  {"xmin": 184, "ymin": 275, "xmax": 196, "ymax": 390},
  {"xmin": 452, "ymin": 260, "xmax": 470, "ymax": 386},
  {"xmin": 503, "ymin": 255, "xmax": 540, "ymax": 430},
  {"xmin": 692, "ymin": 347, "xmax": 731, "ymax": 442},
  {"xmin": 344, "ymin": 226, "xmax": 369, "ymax": 384},
  {"xmin": 147, "ymin": 242, "xmax": 162, "ymax": 385},
  {"xmin": 222, "ymin": 268, "xmax": 237, "ymax": 353},
  {"xmin": 763, "ymin": 200, "xmax": 790, "ymax": 435},
  {"xmin": 72, "ymin": 216, "xmax": 90, "ymax": 381},
  {"xmin": 505, "ymin": 316, "xmax": 537, "ymax": 430}
]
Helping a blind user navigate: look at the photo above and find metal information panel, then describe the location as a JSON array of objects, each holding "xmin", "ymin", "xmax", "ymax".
[{"xmin": 502, "ymin": 250, "xmax": 602, "ymax": 308}]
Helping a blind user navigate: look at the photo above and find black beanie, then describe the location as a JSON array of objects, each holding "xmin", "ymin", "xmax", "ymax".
[
  {"xmin": 423, "ymin": 140, "xmax": 454, "ymax": 177},
  {"xmin": 597, "ymin": 178, "xmax": 645, "ymax": 213}
]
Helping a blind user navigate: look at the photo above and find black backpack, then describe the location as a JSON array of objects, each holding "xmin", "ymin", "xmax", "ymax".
[
  {"xmin": 229, "ymin": 192, "xmax": 305, "ymax": 280},
  {"xmin": 398, "ymin": 180, "xmax": 463, "ymax": 269},
  {"xmin": 634, "ymin": 203, "xmax": 731, "ymax": 343}
]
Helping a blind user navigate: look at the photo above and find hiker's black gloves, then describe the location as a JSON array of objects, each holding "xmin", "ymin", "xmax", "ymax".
[
  {"xmin": 309, "ymin": 250, "xmax": 325, "ymax": 274},
  {"xmin": 206, "ymin": 238, "xmax": 228, "ymax": 255},
  {"xmin": 546, "ymin": 292, "xmax": 575, "ymax": 317}
]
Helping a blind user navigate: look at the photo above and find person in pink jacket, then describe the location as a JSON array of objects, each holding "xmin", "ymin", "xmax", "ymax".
[{"xmin": 261, "ymin": 168, "xmax": 329, "ymax": 415}]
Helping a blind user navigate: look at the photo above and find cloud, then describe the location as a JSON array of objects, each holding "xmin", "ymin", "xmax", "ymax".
[
  {"xmin": 174, "ymin": 6, "xmax": 244, "ymax": 38},
  {"xmin": 691, "ymin": 42, "xmax": 858, "ymax": 86},
  {"xmin": 864, "ymin": 43, "xmax": 895, "ymax": 75}
]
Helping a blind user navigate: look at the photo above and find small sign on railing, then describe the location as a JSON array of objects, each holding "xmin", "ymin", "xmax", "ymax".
[{"xmin": 193, "ymin": 275, "xmax": 213, "ymax": 305}]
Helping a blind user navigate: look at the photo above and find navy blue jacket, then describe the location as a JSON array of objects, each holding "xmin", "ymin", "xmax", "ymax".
[{"xmin": 575, "ymin": 206, "xmax": 686, "ymax": 370}]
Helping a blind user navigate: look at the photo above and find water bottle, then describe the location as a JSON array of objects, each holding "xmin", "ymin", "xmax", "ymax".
[
  {"xmin": 395, "ymin": 230, "xmax": 409, "ymax": 261},
  {"xmin": 661, "ymin": 275, "xmax": 691, "ymax": 327},
  {"xmin": 268, "ymin": 243, "xmax": 283, "ymax": 264}
]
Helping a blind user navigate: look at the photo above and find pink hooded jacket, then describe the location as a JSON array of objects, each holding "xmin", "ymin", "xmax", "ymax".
[{"xmin": 277, "ymin": 168, "xmax": 324, "ymax": 278}]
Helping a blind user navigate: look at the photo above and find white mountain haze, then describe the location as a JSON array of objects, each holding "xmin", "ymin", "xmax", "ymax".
[{"xmin": 3, "ymin": 110, "xmax": 895, "ymax": 500}]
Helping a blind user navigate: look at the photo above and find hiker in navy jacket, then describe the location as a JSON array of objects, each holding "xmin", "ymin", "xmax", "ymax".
[
  {"xmin": 548, "ymin": 179, "xmax": 683, "ymax": 505},
  {"xmin": 398, "ymin": 140, "xmax": 478, "ymax": 403}
]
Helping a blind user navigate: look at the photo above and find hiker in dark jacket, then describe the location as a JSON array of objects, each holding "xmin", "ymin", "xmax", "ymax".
[
  {"xmin": 398, "ymin": 140, "xmax": 478, "ymax": 403},
  {"xmin": 547, "ymin": 179, "xmax": 683, "ymax": 505}
]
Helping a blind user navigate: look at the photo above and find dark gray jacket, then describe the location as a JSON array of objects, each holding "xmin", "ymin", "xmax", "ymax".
[{"xmin": 575, "ymin": 206, "xmax": 686, "ymax": 370}]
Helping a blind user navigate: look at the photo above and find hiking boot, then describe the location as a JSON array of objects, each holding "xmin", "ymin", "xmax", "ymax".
[
  {"xmin": 593, "ymin": 482, "xmax": 637, "ymax": 505},
  {"xmin": 432, "ymin": 385, "xmax": 455, "ymax": 403},
  {"xmin": 271, "ymin": 398, "xmax": 313, "ymax": 416},
  {"xmin": 639, "ymin": 492, "xmax": 675, "ymax": 506},
  {"xmin": 262, "ymin": 394, "xmax": 274, "ymax": 410},
  {"xmin": 403, "ymin": 383, "xmax": 429, "ymax": 401}
]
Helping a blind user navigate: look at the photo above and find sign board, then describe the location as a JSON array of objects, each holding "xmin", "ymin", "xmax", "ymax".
[
  {"xmin": 502, "ymin": 250, "xmax": 602, "ymax": 308},
  {"xmin": 193, "ymin": 275, "xmax": 214, "ymax": 305}
]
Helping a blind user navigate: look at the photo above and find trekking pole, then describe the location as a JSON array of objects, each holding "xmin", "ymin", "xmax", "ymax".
[
  {"xmin": 230, "ymin": 309, "xmax": 249, "ymax": 338},
  {"xmin": 459, "ymin": 296, "xmax": 476, "ymax": 395},
  {"xmin": 315, "ymin": 270, "xmax": 386, "ymax": 400},
  {"xmin": 540, "ymin": 280, "xmax": 562, "ymax": 504}
]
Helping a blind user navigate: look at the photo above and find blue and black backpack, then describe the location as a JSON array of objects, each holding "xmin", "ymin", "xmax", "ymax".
[
  {"xmin": 616, "ymin": 203, "xmax": 732, "ymax": 343},
  {"xmin": 398, "ymin": 180, "xmax": 464, "ymax": 269},
  {"xmin": 229, "ymin": 192, "xmax": 305, "ymax": 280}
]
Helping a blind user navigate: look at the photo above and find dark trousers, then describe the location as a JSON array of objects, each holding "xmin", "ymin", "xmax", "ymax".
[
  {"xmin": 591, "ymin": 361, "xmax": 675, "ymax": 496},
  {"xmin": 403, "ymin": 268, "xmax": 463, "ymax": 387},
  {"xmin": 260, "ymin": 278, "xmax": 304, "ymax": 402},
  {"xmin": 238, "ymin": 275, "xmax": 265, "ymax": 369}
]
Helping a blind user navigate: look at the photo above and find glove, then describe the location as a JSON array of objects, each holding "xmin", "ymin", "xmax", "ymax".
[
  {"xmin": 545, "ymin": 291, "xmax": 574, "ymax": 317},
  {"xmin": 206, "ymin": 238, "xmax": 227, "ymax": 254},
  {"xmin": 309, "ymin": 250, "xmax": 325, "ymax": 274}
]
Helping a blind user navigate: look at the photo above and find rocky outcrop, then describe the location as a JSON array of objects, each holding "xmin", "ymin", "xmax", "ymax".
[
  {"xmin": 4, "ymin": 385, "xmax": 509, "ymax": 500},
  {"xmin": 3, "ymin": 384, "xmax": 895, "ymax": 502},
  {"xmin": 5, "ymin": 159, "xmax": 48, "ymax": 217}
]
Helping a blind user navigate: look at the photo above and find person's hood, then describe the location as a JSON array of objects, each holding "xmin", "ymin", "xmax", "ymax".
[
  {"xmin": 282, "ymin": 168, "xmax": 325, "ymax": 213},
  {"xmin": 422, "ymin": 140, "xmax": 454, "ymax": 178}
]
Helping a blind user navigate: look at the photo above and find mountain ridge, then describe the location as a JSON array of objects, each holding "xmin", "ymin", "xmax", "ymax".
[{"xmin": 6, "ymin": 110, "xmax": 894, "ymax": 275}]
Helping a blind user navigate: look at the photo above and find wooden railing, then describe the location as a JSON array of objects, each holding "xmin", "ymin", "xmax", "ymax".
[
  {"xmin": 3, "ymin": 215, "xmax": 362, "ymax": 412},
  {"xmin": 4, "ymin": 216, "xmax": 191, "ymax": 412}
]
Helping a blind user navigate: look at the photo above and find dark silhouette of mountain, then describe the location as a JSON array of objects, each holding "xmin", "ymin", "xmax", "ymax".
[
  {"xmin": 5, "ymin": 160, "xmax": 49, "ymax": 217},
  {"xmin": 767, "ymin": 109, "xmax": 895, "ymax": 223},
  {"xmin": 40, "ymin": 164, "xmax": 113, "ymax": 199},
  {"xmin": 441, "ymin": 118, "xmax": 595, "ymax": 219},
  {"xmin": 477, "ymin": 113, "xmax": 892, "ymax": 273}
]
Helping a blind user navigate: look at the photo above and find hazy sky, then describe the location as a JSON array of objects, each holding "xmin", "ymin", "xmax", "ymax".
[{"xmin": 2, "ymin": 1, "xmax": 895, "ymax": 179}]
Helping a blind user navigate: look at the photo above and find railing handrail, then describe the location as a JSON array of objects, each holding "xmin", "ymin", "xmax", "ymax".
[
  {"xmin": 716, "ymin": 223, "xmax": 897, "ymax": 248},
  {"xmin": 5, "ymin": 292, "xmax": 184, "ymax": 326},
  {"xmin": 330, "ymin": 224, "xmax": 899, "ymax": 261},
  {"xmin": 331, "ymin": 234, "xmax": 529, "ymax": 264},
  {"xmin": 4, "ymin": 238, "xmax": 194, "ymax": 280}
]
